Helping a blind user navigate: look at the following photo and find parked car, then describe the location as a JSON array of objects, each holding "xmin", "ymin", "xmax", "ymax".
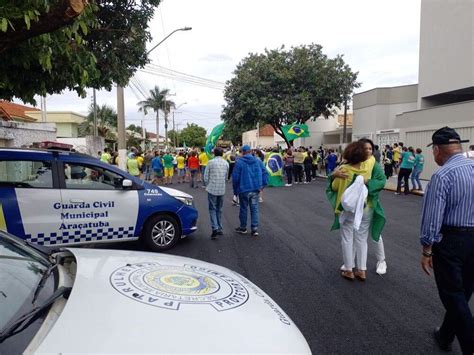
[
  {"xmin": 0, "ymin": 147, "xmax": 198, "ymax": 251},
  {"xmin": 0, "ymin": 231, "xmax": 311, "ymax": 354}
]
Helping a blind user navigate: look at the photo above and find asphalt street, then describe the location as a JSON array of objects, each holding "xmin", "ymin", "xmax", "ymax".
[{"xmin": 111, "ymin": 178, "xmax": 470, "ymax": 354}]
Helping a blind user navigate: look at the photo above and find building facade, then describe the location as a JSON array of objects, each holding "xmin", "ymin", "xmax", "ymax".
[
  {"xmin": 26, "ymin": 111, "xmax": 86, "ymax": 138},
  {"xmin": 352, "ymin": 0, "xmax": 474, "ymax": 179},
  {"xmin": 242, "ymin": 124, "xmax": 275, "ymax": 148}
]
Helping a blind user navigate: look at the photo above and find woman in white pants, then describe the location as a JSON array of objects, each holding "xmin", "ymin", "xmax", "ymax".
[
  {"xmin": 328, "ymin": 140, "xmax": 387, "ymax": 281},
  {"xmin": 333, "ymin": 138, "xmax": 388, "ymax": 276}
]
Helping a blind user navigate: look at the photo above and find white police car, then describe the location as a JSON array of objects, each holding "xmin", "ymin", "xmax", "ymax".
[
  {"xmin": 0, "ymin": 147, "xmax": 198, "ymax": 251},
  {"xmin": 0, "ymin": 231, "xmax": 311, "ymax": 353}
]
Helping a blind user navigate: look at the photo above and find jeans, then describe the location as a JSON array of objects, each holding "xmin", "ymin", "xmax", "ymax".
[
  {"xmin": 411, "ymin": 167, "xmax": 423, "ymax": 190},
  {"xmin": 190, "ymin": 169, "xmax": 198, "ymax": 188},
  {"xmin": 200, "ymin": 166, "xmax": 206, "ymax": 186},
  {"xmin": 433, "ymin": 229, "xmax": 474, "ymax": 354},
  {"xmin": 239, "ymin": 191, "xmax": 260, "ymax": 231},
  {"xmin": 144, "ymin": 165, "xmax": 152, "ymax": 180},
  {"xmin": 304, "ymin": 166, "xmax": 312, "ymax": 182},
  {"xmin": 208, "ymin": 193, "xmax": 224, "ymax": 232},
  {"xmin": 396, "ymin": 168, "xmax": 412, "ymax": 194},
  {"xmin": 285, "ymin": 166, "xmax": 293, "ymax": 184},
  {"xmin": 293, "ymin": 164, "xmax": 303, "ymax": 183}
]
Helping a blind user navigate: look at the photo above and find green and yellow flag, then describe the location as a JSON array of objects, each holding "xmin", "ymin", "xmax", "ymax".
[
  {"xmin": 205, "ymin": 123, "xmax": 225, "ymax": 156},
  {"xmin": 281, "ymin": 123, "xmax": 310, "ymax": 142},
  {"xmin": 265, "ymin": 152, "xmax": 285, "ymax": 187}
]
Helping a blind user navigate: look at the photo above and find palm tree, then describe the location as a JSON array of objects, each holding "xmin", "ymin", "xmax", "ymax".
[
  {"xmin": 79, "ymin": 104, "xmax": 117, "ymax": 139},
  {"xmin": 138, "ymin": 85, "xmax": 170, "ymax": 149}
]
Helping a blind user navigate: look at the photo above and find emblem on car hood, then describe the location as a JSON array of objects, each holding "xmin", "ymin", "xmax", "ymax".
[{"xmin": 110, "ymin": 262, "xmax": 249, "ymax": 311}]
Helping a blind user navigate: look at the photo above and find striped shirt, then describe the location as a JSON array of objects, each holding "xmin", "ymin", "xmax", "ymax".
[
  {"xmin": 420, "ymin": 153, "xmax": 474, "ymax": 246},
  {"xmin": 204, "ymin": 157, "xmax": 229, "ymax": 196}
]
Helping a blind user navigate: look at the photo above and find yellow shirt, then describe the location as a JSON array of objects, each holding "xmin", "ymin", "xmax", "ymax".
[
  {"xmin": 137, "ymin": 156, "xmax": 144, "ymax": 168},
  {"xmin": 331, "ymin": 163, "xmax": 372, "ymax": 213},
  {"xmin": 199, "ymin": 152, "xmax": 209, "ymax": 166},
  {"xmin": 360, "ymin": 156, "xmax": 376, "ymax": 175},
  {"xmin": 177, "ymin": 156, "xmax": 185, "ymax": 169},
  {"xmin": 393, "ymin": 147, "xmax": 401, "ymax": 162}
]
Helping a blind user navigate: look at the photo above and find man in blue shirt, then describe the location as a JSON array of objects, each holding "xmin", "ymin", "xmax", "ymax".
[
  {"xmin": 232, "ymin": 145, "xmax": 268, "ymax": 236},
  {"xmin": 420, "ymin": 127, "xmax": 474, "ymax": 354}
]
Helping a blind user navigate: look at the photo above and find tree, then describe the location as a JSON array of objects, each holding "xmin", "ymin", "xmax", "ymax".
[
  {"xmin": 0, "ymin": 0, "xmax": 161, "ymax": 104},
  {"xmin": 138, "ymin": 85, "xmax": 170, "ymax": 146},
  {"xmin": 78, "ymin": 103, "xmax": 117, "ymax": 138},
  {"xmin": 127, "ymin": 124, "xmax": 143, "ymax": 135},
  {"xmin": 222, "ymin": 44, "xmax": 360, "ymax": 147},
  {"xmin": 180, "ymin": 123, "xmax": 207, "ymax": 148},
  {"xmin": 126, "ymin": 124, "xmax": 144, "ymax": 149},
  {"xmin": 168, "ymin": 129, "xmax": 180, "ymax": 147}
]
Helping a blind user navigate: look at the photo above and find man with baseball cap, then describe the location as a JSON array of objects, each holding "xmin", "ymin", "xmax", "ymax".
[
  {"xmin": 420, "ymin": 126, "xmax": 474, "ymax": 353},
  {"xmin": 232, "ymin": 145, "xmax": 268, "ymax": 236}
]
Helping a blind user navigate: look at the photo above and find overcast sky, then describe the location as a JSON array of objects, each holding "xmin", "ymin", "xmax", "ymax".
[{"xmin": 27, "ymin": 0, "xmax": 421, "ymax": 134}]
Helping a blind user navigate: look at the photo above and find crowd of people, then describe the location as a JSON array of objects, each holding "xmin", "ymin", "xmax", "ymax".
[{"xmin": 95, "ymin": 130, "xmax": 473, "ymax": 353}]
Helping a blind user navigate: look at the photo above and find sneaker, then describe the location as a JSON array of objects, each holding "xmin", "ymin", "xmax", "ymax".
[
  {"xmin": 394, "ymin": 192, "xmax": 400, "ymax": 195},
  {"xmin": 251, "ymin": 230, "xmax": 259, "ymax": 237},
  {"xmin": 285, "ymin": 184, "xmax": 292, "ymax": 187},
  {"xmin": 376, "ymin": 260, "xmax": 387, "ymax": 275},
  {"xmin": 259, "ymin": 197, "xmax": 263, "ymax": 203},
  {"xmin": 211, "ymin": 230, "xmax": 218, "ymax": 240},
  {"xmin": 235, "ymin": 227, "xmax": 248, "ymax": 234},
  {"xmin": 216, "ymin": 230, "xmax": 223, "ymax": 236}
]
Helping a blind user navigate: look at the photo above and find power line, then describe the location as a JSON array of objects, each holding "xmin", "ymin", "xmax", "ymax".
[
  {"xmin": 147, "ymin": 63, "xmax": 226, "ymax": 85},
  {"xmin": 139, "ymin": 69, "xmax": 225, "ymax": 90}
]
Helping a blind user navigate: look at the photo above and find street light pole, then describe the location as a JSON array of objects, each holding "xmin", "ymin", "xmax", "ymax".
[
  {"xmin": 116, "ymin": 26, "xmax": 192, "ymax": 170},
  {"xmin": 172, "ymin": 103, "xmax": 187, "ymax": 148}
]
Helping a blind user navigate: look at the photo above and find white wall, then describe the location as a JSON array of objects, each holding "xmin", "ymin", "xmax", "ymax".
[
  {"xmin": 0, "ymin": 121, "xmax": 56, "ymax": 147},
  {"xmin": 418, "ymin": 0, "xmax": 474, "ymax": 104}
]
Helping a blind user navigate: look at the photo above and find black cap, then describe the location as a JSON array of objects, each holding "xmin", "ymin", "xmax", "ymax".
[{"xmin": 427, "ymin": 126, "xmax": 470, "ymax": 147}]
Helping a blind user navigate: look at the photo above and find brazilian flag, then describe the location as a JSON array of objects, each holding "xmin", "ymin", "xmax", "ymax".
[
  {"xmin": 205, "ymin": 123, "xmax": 225, "ymax": 156},
  {"xmin": 281, "ymin": 123, "xmax": 310, "ymax": 142},
  {"xmin": 265, "ymin": 152, "xmax": 285, "ymax": 187}
]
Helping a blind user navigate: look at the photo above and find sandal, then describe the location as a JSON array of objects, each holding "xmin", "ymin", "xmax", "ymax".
[
  {"xmin": 340, "ymin": 270, "xmax": 355, "ymax": 281},
  {"xmin": 355, "ymin": 270, "xmax": 366, "ymax": 281}
]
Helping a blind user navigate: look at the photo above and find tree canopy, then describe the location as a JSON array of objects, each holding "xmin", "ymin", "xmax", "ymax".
[
  {"xmin": 0, "ymin": 0, "xmax": 161, "ymax": 104},
  {"xmin": 221, "ymin": 44, "xmax": 360, "ymax": 146},
  {"xmin": 180, "ymin": 123, "xmax": 206, "ymax": 148}
]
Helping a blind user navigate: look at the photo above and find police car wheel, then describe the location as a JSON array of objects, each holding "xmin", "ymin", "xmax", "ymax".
[{"xmin": 144, "ymin": 215, "xmax": 181, "ymax": 251}]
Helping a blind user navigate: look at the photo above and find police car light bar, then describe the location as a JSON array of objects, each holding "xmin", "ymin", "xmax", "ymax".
[{"xmin": 36, "ymin": 141, "xmax": 73, "ymax": 151}]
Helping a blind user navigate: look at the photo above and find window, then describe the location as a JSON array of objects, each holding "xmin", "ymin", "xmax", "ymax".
[
  {"xmin": 64, "ymin": 163, "xmax": 126, "ymax": 190},
  {"xmin": 0, "ymin": 160, "xmax": 53, "ymax": 188}
]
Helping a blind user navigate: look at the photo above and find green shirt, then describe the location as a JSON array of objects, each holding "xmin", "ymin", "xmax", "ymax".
[
  {"xmin": 400, "ymin": 151, "xmax": 415, "ymax": 169},
  {"xmin": 414, "ymin": 154, "xmax": 424, "ymax": 170},
  {"xmin": 127, "ymin": 158, "xmax": 140, "ymax": 176},
  {"xmin": 100, "ymin": 152, "xmax": 111, "ymax": 163},
  {"xmin": 163, "ymin": 154, "xmax": 174, "ymax": 168}
]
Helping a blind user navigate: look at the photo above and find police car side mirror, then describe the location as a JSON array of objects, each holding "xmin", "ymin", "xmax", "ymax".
[{"xmin": 122, "ymin": 179, "xmax": 133, "ymax": 188}]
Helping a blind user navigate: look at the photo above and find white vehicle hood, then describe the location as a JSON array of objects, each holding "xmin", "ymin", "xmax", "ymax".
[
  {"xmin": 159, "ymin": 186, "xmax": 193, "ymax": 199},
  {"xmin": 34, "ymin": 248, "xmax": 310, "ymax": 354}
]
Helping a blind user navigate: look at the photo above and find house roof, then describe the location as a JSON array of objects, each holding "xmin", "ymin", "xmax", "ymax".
[
  {"xmin": 258, "ymin": 124, "xmax": 275, "ymax": 136},
  {"xmin": 0, "ymin": 100, "xmax": 39, "ymax": 122}
]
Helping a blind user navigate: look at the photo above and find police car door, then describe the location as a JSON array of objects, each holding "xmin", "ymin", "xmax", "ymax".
[
  {"xmin": 0, "ymin": 155, "xmax": 63, "ymax": 244},
  {"xmin": 57, "ymin": 159, "xmax": 140, "ymax": 245}
]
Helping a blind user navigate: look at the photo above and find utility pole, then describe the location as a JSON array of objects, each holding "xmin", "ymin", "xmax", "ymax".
[
  {"xmin": 117, "ymin": 85, "xmax": 127, "ymax": 170},
  {"xmin": 342, "ymin": 99, "xmax": 348, "ymax": 144},
  {"xmin": 256, "ymin": 122, "xmax": 260, "ymax": 148},
  {"xmin": 115, "ymin": 26, "xmax": 191, "ymax": 170},
  {"xmin": 172, "ymin": 111, "xmax": 176, "ymax": 147},
  {"xmin": 176, "ymin": 123, "xmax": 180, "ymax": 147},
  {"xmin": 40, "ymin": 96, "xmax": 47, "ymax": 122},
  {"xmin": 93, "ymin": 88, "xmax": 98, "ymax": 136}
]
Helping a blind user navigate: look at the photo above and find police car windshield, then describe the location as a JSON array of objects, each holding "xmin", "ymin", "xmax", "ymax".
[{"xmin": 0, "ymin": 233, "xmax": 50, "ymax": 329}]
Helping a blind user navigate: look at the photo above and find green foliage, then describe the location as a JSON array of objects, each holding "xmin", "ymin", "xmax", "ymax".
[
  {"xmin": 79, "ymin": 103, "xmax": 117, "ymax": 138},
  {"xmin": 168, "ymin": 129, "xmax": 180, "ymax": 147},
  {"xmin": 0, "ymin": 0, "xmax": 161, "ymax": 104},
  {"xmin": 127, "ymin": 124, "xmax": 143, "ymax": 135},
  {"xmin": 180, "ymin": 123, "xmax": 207, "ymax": 148},
  {"xmin": 222, "ymin": 44, "xmax": 360, "ymax": 146}
]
